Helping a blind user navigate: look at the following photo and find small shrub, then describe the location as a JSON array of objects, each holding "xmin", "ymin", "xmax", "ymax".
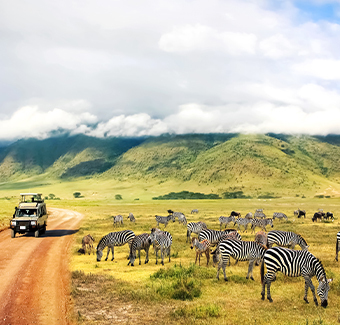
[
  {"xmin": 115, "ymin": 194, "xmax": 123, "ymax": 200},
  {"xmin": 171, "ymin": 278, "xmax": 201, "ymax": 300},
  {"xmin": 73, "ymin": 192, "xmax": 82, "ymax": 198}
]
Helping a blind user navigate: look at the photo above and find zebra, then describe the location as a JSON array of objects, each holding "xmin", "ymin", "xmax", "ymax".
[
  {"xmin": 218, "ymin": 230, "xmax": 242, "ymax": 243},
  {"xmin": 128, "ymin": 233, "xmax": 152, "ymax": 266},
  {"xmin": 267, "ymin": 230, "xmax": 309, "ymax": 250},
  {"xmin": 186, "ymin": 221, "xmax": 207, "ymax": 243},
  {"xmin": 168, "ymin": 210, "xmax": 187, "ymax": 225},
  {"xmin": 127, "ymin": 213, "xmax": 136, "ymax": 223},
  {"xmin": 272, "ymin": 212, "xmax": 288, "ymax": 221},
  {"xmin": 150, "ymin": 228, "xmax": 172, "ymax": 265},
  {"xmin": 254, "ymin": 211, "xmax": 267, "ymax": 219},
  {"xmin": 336, "ymin": 231, "xmax": 340, "ymax": 261},
  {"xmin": 212, "ymin": 239, "xmax": 266, "ymax": 281},
  {"xmin": 198, "ymin": 228, "xmax": 237, "ymax": 246},
  {"xmin": 81, "ymin": 234, "xmax": 95, "ymax": 255},
  {"xmin": 261, "ymin": 247, "xmax": 332, "ymax": 307},
  {"xmin": 190, "ymin": 237, "xmax": 210, "ymax": 266},
  {"xmin": 191, "ymin": 209, "xmax": 199, "ymax": 214},
  {"xmin": 234, "ymin": 217, "xmax": 252, "ymax": 232},
  {"xmin": 113, "ymin": 215, "xmax": 123, "ymax": 227},
  {"xmin": 251, "ymin": 218, "xmax": 274, "ymax": 233},
  {"xmin": 218, "ymin": 215, "xmax": 235, "ymax": 230},
  {"xmin": 155, "ymin": 215, "xmax": 175, "ymax": 228},
  {"xmin": 245, "ymin": 212, "xmax": 253, "ymax": 219},
  {"xmin": 96, "ymin": 230, "xmax": 135, "ymax": 262}
]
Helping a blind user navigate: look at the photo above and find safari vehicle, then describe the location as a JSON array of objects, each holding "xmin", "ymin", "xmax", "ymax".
[{"xmin": 10, "ymin": 193, "xmax": 48, "ymax": 238}]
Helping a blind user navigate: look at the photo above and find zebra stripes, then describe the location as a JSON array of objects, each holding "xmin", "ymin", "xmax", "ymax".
[
  {"xmin": 219, "ymin": 215, "xmax": 235, "ymax": 230},
  {"xmin": 150, "ymin": 228, "xmax": 173, "ymax": 265},
  {"xmin": 96, "ymin": 230, "xmax": 135, "ymax": 262},
  {"xmin": 155, "ymin": 215, "xmax": 175, "ymax": 228},
  {"xmin": 191, "ymin": 209, "xmax": 199, "ymax": 214},
  {"xmin": 212, "ymin": 240, "xmax": 266, "ymax": 281},
  {"xmin": 251, "ymin": 218, "xmax": 274, "ymax": 233},
  {"xmin": 186, "ymin": 221, "xmax": 207, "ymax": 243},
  {"xmin": 198, "ymin": 228, "xmax": 237, "ymax": 246},
  {"xmin": 267, "ymin": 230, "xmax": 308, "ymax": 250},
  {"xmin": 261, "ymin": 247, "xmax": 331, "ymax": 307},
  {"xmin": 169, "ymin": 211, "xmax": 187, "ymax": 225},
  {"xmin": 113, "ymin": 215, "xmax": 123, "ymax": 227},
  {"xmin": 128, "ymin": 233, "xmax": 152, "ymax": 266},
  {"xmin": 234, "ymin": 217, "xmax": 252, "ymax": 232},
  {"xmin": 190, "ymin": 237, "xmax": 210, "ymax": 266},
  {"xmin": 336, "ymin": 231, "xmax": 340, "ymax": 262},
  {"xmin": 272, "ymin": 212, "xmax": 288, "ymax": 221}
]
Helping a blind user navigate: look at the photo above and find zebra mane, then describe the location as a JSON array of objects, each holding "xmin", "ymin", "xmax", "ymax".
[
  {"xmin": 297, "ymin": 233, "xmax": 308, "ymax": 245},
  {"xmin": 97, "ymin": 235, "xmax": 107, "ymax": 250},
  {"xmin": 314, "ymin": 256, "xmax": 327, "ymax": 281}
]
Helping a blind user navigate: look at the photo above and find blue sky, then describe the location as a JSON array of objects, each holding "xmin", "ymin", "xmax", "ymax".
[{"xmin": 1, "ymin": 0, "xmax": 340, "ymax": 140}]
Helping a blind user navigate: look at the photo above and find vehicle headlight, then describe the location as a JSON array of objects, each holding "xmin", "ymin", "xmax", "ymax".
[
  {"xmin": 11, "ymin": 221, "xmax": 16, "ymax": 226},
  {"xmin": 31, "ymin": 221, "xmax": 37, "ymax": 225}
]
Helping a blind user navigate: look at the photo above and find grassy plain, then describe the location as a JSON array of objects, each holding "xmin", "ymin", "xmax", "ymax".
[{"xmin": 1, "ymin": 180, "xmax": 340, "ymax": 324}]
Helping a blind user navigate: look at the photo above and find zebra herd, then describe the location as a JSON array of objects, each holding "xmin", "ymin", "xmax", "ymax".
[{"xmin": 90, "ymin": 207, "xmax": 337, "ymax": 308}]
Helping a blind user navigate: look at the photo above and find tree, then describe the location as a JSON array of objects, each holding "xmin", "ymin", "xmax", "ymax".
[
  {"xmin": 73, "ymin": 192, "xmax": 82, "ymax": 198},
  {"xmin": 48, "ymin": 193, "xmax": 56, "ymax": 200},
  {"xmin": 115, "ymin": 194, "xmax": 123, "ymax": 200}
]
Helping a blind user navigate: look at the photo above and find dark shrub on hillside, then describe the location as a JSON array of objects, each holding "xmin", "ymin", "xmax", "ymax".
[{"xmin": 153, "ymin": 191, "xmax": 221, "ymax": 200}]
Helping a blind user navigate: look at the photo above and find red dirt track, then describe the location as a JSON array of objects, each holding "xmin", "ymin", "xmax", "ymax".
[{"xmin": 0, "ymin": 208, "xmax": 83, "ymax": 325}]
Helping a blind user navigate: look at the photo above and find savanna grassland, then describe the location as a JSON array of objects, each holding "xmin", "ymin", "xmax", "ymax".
[{"xmin": 46, "ymin": 194, "xmax": 340, "ymax": 325}]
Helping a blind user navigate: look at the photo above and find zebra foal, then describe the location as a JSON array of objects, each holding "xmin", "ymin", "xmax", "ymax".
[
  {"xmin": 212, "ymin": 239, "xmax": 266, "ymax": 281},
  {"xmin": 267, "ymin": 230, "xmax": 308, "ymax": 250},
  {"xmin": 128, "ymin": 233, "xmax": 152, "ymax": 266},
  {"xmin": 96, "ymin": 230, "xmax": 135, "ymax": 262},
  {"xmin": 190, "ymin": 237, "xmax": 210, "ymax": 266},
  {"xmin": 261, "ymin": 247, "xmax": 331, "ymax": 307},
  {"xmin": 186, "ymin": 221, "xmax": 207, "ymax": 243}
]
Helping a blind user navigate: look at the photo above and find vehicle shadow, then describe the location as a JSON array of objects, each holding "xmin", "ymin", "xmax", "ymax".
[{"xmin": 20, "ymin": 229, "xmax": 79, "ymax": 238}]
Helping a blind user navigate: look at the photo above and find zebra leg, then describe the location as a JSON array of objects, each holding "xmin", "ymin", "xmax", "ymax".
[
  {"xmin": 246, "ymin": 260, "xmax": 255, "ymax": 280},
  {"xmin": 168, "ymin": 246, "xmax": 171, "ymax": 263},
  {"xmin": 266, "ymin": 279, "xmax": 273, "ymax": 302},
  {"xmin": 138, "ymin": 248, "xmax": 141, "ymax": 265},
  {"xmin": 145, "ymin": 247, "xmax": 149, "ymax": 264},
  {"xmin": 304, "ymin": 277, "xmax": 318, "ymax": 306},
  {"xmin": 155, "ymin": 249, "xmax": 158, "ymax": 265},
  {"xmin": 161, "ymin": 247, "xmax": 165, "ymax": 266},
  {"xmin": 222, "ymin": 261, "xmax": 228, "ymax": 281},
  {"xmin": 205, "ymin": 250, "xmax": 210, "ymax": 266},
  {"xmin": 216, "ymin": 259, "xmax": 222, "ymax": 280}
]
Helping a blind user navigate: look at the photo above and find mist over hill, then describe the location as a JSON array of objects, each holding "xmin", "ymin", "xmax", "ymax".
[{"xmin": 1, "ymin": 133, "xmax": 340, "ymax": 197}]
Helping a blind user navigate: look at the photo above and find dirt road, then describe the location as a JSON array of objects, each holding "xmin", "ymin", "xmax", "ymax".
[{"xmin": 0, "ymin": 208, "xmax": 83, "ymax": 325}]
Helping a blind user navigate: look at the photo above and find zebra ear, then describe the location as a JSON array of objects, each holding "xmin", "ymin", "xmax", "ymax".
[{"xmin": 328, "ymin": 278, "xmax": 333, "ymax": 283}]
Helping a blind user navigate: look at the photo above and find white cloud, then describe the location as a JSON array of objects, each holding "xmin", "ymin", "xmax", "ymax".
[{"xmin": 294, "ymin": 59, "xmax": 340, "ymax": 80}]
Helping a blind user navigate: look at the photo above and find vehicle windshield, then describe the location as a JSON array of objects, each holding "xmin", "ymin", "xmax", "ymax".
[{"xmin": 16, "ymin": 209, "xmax": 37, "ymax": 217}]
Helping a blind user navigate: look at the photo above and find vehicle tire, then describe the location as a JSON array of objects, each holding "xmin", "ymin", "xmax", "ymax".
[
  {"xmin": 35, "ymin": 229, "xmax": 39, "ymax": 238},
  {"xmin": 41, "ymin": 225, "xmax": 46, "ymax": 235},
  {"xmin": 11, "ymin": 229, "xmax": 16, "ymax": 238}
]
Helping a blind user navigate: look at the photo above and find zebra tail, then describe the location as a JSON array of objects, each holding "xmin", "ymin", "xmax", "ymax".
[
  {"xmin": 260, "ymin": 259, "xmax": 265, "ymax": 285},
  {"xmin": 336, "ymin": 238, "xmax": 339, "ymax": 256}
]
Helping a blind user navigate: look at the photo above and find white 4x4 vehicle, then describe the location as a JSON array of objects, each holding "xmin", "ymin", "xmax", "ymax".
[{"xmin": 10, "ymin": 193, "xmax": 48, "ymax": 238}]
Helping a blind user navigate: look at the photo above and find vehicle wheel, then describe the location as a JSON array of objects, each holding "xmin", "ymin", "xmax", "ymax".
[
  {"xmin": 35, "ymin": 229, "xmax": 39, "ymax": 238},
  {"xmin": 41, "ymin": 225, "xmax": 46, "ymax": 235},
  {"xmin": 11, "ymin": 229, "xmax": 16, "ymax": 238}
]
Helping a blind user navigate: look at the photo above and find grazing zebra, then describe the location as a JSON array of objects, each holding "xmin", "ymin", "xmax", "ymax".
[
  {"xmin": 127, "ymin": 213, "xmax": 136, "ymax": 223},
  {"xmin": 245, "ymin": 212, "xmax": 253, "ymax": 219},
  {"xmin": 96, "ymin": 230, "xmax": 135, "ymax": 262},
  {"xmin": 128, "ymin": 233, "xmax": 152, "ymax": 266},
  {"xmin": 191, "ymin": 209, "xmax": 199, "ymax": 214},
  {"xmin": 113, "ymin": 215, "xmax": 123, "ymax": 227},
  {"xmin": 219, "ymin": 215, "xmax": 235, "ymax": 230},
  {"xmin": 255, "ymin": 231, "xmax": 267, "ymax": 248},
  {"xmin": 186, "ymin": 221, "xmax": 207, "ymax": 243},
  {"xmin": 198, "ymin": 228, "xmax": 238, "ymax": 246},
  {"xmin": 234, "ymin": 217, "xmax": 252, "ymax": 232},
  {"xmin": 212, "ymin": 240, "xmax": 266, "ymax": 281},
  {"xmin": 168, "ymin": 210, "xmax": 187, "ymax": 225},
  {"xmin": 150, "ymin": 228, "xmax": 172, "ymax": 265},
  {"xmin": 82, "ymin": 234, "xmax": 95, "ymax": 255},
  {"xmin": 190, "ymin": 237, "xmax": 210, "ymax": 266},
  {"xmin": 261, "ymin": 247, "xmax": 332, "ymax": 307},
  {"xmin": 251, "ymin": 218, "xmax": 274, "ymax": 233},
  {"xmin": 267, "ymin": 230, "xmax": 308, "ymax": 250},
  {"xmin": 155, "ymin": 215, "xmax": 175, "ymax": 228},
  {"xmin": 272, "ymin": 212, "xmax": 288, "ymax": 221},
  {"xmin": 336, "ymin": 231, "xmax": 340, "ymax": 261}
]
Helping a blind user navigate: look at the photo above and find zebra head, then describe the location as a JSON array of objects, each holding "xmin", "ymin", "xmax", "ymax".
[
  {"xmin": 211, "ymin": 247, "xmax": 220, "ymax": 265},
  {"xmin": 96, "ymin": 237, "xmax": 105, "ymax": 261},
  {"xmin": 317, "ymin": 277, "xmax": 332, "ymax": 308},
  {"xmin": 96, "ymin": 247, "xmax": 103, "ymax": 261},
  {"xmin": 190, "ymin": 237, "xmax": 198, "ymax": 249}
]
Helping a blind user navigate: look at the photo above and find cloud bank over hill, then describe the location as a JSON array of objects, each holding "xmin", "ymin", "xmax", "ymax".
[{"xmin": 1, "ymin": 0, "xmax": 340, "ymax": 140}]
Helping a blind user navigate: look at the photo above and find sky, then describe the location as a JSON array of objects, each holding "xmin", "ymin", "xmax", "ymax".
[{"xmin": 1, "ymin": 0, "xmax": 340, "ymax": 141}]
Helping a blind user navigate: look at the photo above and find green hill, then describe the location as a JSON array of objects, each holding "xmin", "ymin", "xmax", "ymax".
[{"xmin": 1, "ymin": 133, "xmax": 340, "ymax": 197}]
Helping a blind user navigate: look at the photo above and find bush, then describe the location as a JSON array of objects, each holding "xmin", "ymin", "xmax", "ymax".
[
  {"xmin": 152, "ymin": 191, "xmax": 221, "ymax": 200},
  {"xmin": 115, "ymin": 194, "xmax": 123, "ymax": 200},
  {"xmin": 223, "ymin": 191, "xmax": 251, "ymax": 199},
  {"xmin": 73, "ymin": 192, "xmax": 82, "ymax": 198}
]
